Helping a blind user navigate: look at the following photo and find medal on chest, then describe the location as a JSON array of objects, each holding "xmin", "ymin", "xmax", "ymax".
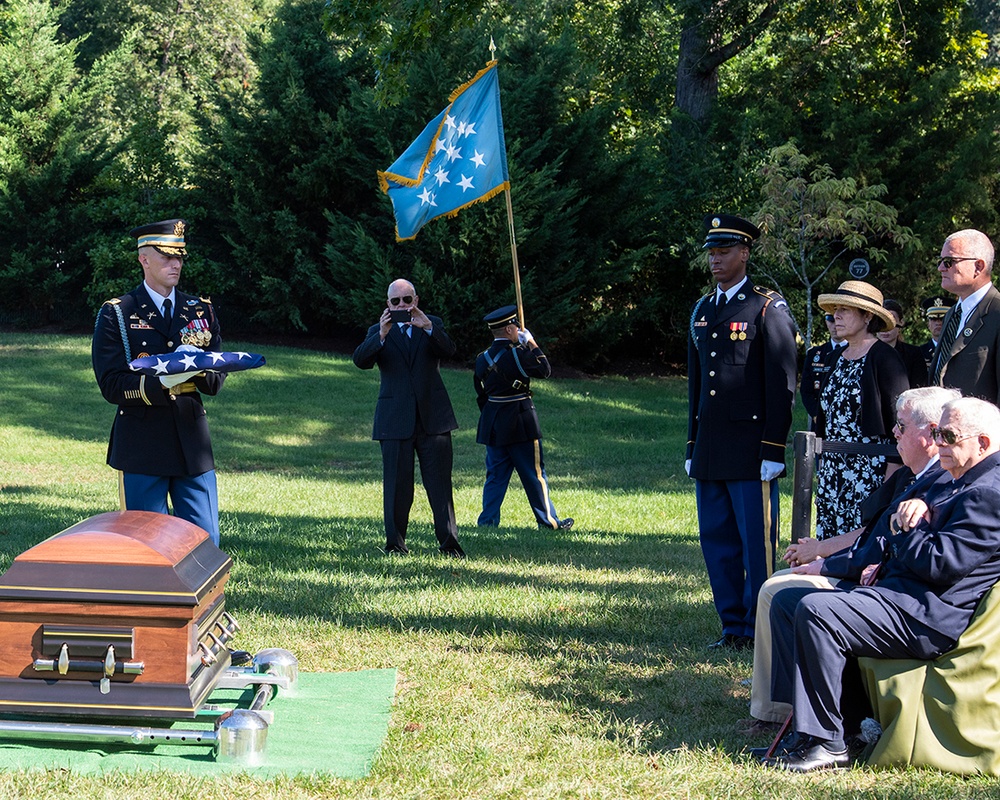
[{"xmin": 180, "ymin": 306, "xmax": 212, "ymax": 348}]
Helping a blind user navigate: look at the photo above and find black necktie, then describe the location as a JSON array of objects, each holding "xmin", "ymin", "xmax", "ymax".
[
  {"xmin": 932, "ymin": 302, "xmax": 961, "ymax": 384},
  {"xmin": 162, "ymin": 298, "xmax": 172, "ymax": 320},
  {"xmin": 717, "ymin": 293, "xmax": 728, "ymax": 311}
]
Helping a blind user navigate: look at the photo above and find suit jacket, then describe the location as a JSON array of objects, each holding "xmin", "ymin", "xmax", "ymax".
[
  {"xmin": 930, "ymin": 284, "xmax": 1000, "ymax": 403},
  {"xmin": 686, "ymin": 283, "xmax": 798, "ymax": 481},
  {"xmin": 800, "ymin": 340, "xmax": 842, "ymax": 428},
  {"xmin": 863, "ymin": 452, "xmax": 1000, "ymax": 646},
  {"xmin": 474, "ymin": 339, "xmax": 550, "ymax": 447},
  {"xmin": 92, "ymin": 284, "xmax": 224, "ymax": 476},
  {"xmin": 822, "ymin": 461, "xmax": 948, "ymax": 582},
  {"xmin": 353, "ymin": 316, "xmax": 458, "ymax": 440}
]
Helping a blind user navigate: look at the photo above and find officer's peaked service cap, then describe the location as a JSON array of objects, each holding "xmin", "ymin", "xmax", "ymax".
[
  {"xmin": 484, "ymin": 305, "xmax": 519, "ymax": 329},
  {"xmin": 702, "ymin": 214, "xmax": 760, "ymax": 250},
  {"xmin": 130, "ymin": 219, "xmax": 187, "ymax": 257}
]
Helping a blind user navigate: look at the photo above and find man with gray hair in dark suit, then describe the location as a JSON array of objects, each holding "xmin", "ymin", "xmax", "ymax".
[
  {"xmin": 764, "ymin": 396, "xmax": 1000, "ymax": 773},
  {"xmin": 928, "ymin": 229, "xmax": 999, "ymax": 401},
  {"xmin": 353, "ymin": 279, "xmax": 465, "ymax": 558}
]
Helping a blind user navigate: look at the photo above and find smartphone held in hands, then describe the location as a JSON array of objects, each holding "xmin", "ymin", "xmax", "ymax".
[{"xmin": 389, "ymin": 309, "xmax": 412, "ymax": 323}]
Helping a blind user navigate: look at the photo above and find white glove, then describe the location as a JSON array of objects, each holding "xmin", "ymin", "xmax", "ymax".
[
  {"xmin": 159, "ymin": 372, "xmax": 193, "ymax": 388},
  {"xmin": 518, "ymin": 328, "xmax": 534, "ymax": 345},
  {"xmin": 684, "ymin": 459, "xmax": 692, "ymax": 477},
  {"xmin": 761, "ymin": 460, "xmax": 784, "ymax": 481},
  {"xmin": 175, "ymin": 344, "xmax": 201, "ymax": 353}
]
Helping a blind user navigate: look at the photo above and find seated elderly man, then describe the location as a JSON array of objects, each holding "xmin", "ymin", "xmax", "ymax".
[
  {"xmin": 764, "ymin": 396, "xmax": 1000, "ymax": 772},
  {"xmin": 741, "ymin": 387, "xmax": 957, "ymax": 735}
]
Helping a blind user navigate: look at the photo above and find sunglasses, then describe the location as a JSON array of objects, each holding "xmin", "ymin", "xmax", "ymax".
[
  {"xmin": 936, "ymin": 256, "xmax": 979, "ymax": 270},
  {"xmin": 931, "ymin": 427, "xmax": 979, "ymax": 446},
  {"xmin": 824, "ymin": 314, "xmax": 835, "ymax": 323},
  {"xmin": 389, "ymin": 295, "xmax": 413, "ymax": 306}
]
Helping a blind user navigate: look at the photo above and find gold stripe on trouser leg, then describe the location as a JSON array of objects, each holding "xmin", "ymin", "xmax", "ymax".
[
  {"xmin": 117, "ymin": 471, "xmax": 127, "ymax": 511},
  {"xmin": 761, "ymin": 481, "xmax": 774, "ymax": 580},
  {"xmin": 535, "ymin": 440, "xmax": 558, "ymax": 528}
]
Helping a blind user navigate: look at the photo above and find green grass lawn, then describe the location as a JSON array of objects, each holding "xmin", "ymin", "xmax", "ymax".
[{"xmin": 0, "ymin": 332, "xmax": 997, "ymax": 798}]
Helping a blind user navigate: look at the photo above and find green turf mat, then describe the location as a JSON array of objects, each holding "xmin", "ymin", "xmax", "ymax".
[{"xmin": 0, "ymin": 669, "xmax": 397, "ymax": 778}]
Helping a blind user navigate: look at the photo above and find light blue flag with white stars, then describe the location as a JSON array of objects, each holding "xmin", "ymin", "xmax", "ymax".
[{"xmin": 378, "ymin": 61, "xmax": 510, "ymax": 241}]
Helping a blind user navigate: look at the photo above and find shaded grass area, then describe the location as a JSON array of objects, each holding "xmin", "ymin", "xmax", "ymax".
[{"xmin": 0, "ymin": 333, "xmax": 997, "ymax": 798}]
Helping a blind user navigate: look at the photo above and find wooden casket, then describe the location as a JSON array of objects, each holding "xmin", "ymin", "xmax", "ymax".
[{"xmin": 0, "ymin": 511, "xmax": 236, "ymax": 720}]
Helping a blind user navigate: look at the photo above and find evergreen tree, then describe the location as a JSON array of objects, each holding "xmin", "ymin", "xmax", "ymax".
[
  {"xmin": 0, "ymin": 0, "xmax": 115, "ymax": 324},
  {"xmin": 193, "ymin": 0, "xmax": 387, "ymax": 335}
]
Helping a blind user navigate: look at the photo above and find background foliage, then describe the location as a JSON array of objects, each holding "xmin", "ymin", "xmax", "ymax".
[{"xmin": 1, "ymin": 0, "xmax": 998, "ymax": 367}]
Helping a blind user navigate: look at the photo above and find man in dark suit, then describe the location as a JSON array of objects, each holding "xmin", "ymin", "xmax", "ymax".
[
  {"xmin": 800, "ymin": 313, "xmax": 845, "ymax": 431},
  {"xmin": 686, "ymin": 214, "xmax": 799, "ymax": 650},
  {"xmin": 742, "ymin": 386, "xmax": 956, "ymax": 735},
  {"xmin": 91, "ymin": 219, "xmax": 225, "ymax": 544},
  {"xmin": 473, "ymin": 305, "xmax": 573, "ymax": 531},
  {"xmin": 928, "ymin": 229, "xmax": 1000, "ymax": 402},
  {"xmin": 764, "ymin": 397, "xmax": 1000, "ymax": 773},
  {"xmin": 353, "ymin": 279, "xmax": 465, "ymax": 557}
]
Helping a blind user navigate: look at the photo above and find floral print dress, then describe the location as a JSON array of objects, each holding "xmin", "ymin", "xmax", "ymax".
[{"xmin": 815, "ymin": 354, "xmax": 891, "ymax": 540}]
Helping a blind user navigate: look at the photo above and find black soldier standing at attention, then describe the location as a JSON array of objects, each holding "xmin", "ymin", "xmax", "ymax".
[{"xmin": 686, "ymin": 213, "xmax": 798, "ymax": 650}]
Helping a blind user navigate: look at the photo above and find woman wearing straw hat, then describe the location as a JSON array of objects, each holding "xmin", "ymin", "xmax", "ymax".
[{"xmin": 813, "ymin": 281, "xmax": 910, "ymax": 540}]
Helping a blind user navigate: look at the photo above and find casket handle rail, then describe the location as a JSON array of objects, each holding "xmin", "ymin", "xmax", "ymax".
[
  {"xmin": 33, "ymin": 644, "xmax": 145, "ymax": 682},
  {"xmin": 198, "ymin": 610, "xmax": 240, "ymax": 667}
]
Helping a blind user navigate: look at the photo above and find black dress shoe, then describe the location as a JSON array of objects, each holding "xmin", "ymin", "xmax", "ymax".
[
  {"xmin": 557, "ymin": 517, "xmax": 574, "ymax": 530},
  {"xmin": 385, "ymin": 545, "xmax": 409, "ymax": 555},
  {"xmin": 439, "ymin": 547, "xmax": 466, "ymax": 559},
  {"xmin": 745, "ymin": 731, "xmax": 800, "ymax": 761},
  {"xmin": 708, "ymin": 634, "xmax": 753, "ymax": 651},
  {"xmin": 764, "ymin": 735, "xmax": 849, "ymax": 773}
]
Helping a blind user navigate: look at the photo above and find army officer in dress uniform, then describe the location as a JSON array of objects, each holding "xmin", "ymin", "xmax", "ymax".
[
  {"xmin": 474, "ymin": 305, "xmax": 573, "ymax": 531},
  {"xmin": 686, "ymin": 214, "xmax": 798, "ymax": 650},
  {"xmin": 800, "ymin": 312, "xmax": 845, "ymax": 431},
  {"xmin": 91, "ymin": 219, "xmax": 225, "ymax": 544},
  {"xmin": 919, "ymin": 295, "xmax": 955, "ymax": 371}
]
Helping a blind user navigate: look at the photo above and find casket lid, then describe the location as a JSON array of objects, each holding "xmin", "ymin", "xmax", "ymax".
[{"xmin": 0, "ymin": 511, "xmax": 231, "ymax": 606}]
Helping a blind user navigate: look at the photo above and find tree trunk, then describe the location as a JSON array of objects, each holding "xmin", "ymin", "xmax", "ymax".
[{"xmin": 675, "ymin": 24, "xmax": 719, "ymax": 124}]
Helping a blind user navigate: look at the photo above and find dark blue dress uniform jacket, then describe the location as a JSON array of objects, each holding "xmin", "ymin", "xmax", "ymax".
[
  {"xmin": 473, "ymin": 340, "xmax": 550, "ymax": 446},
  {"xmin": 92, "ymin": 285, "xmax": 224, "ymax": 477},
  {"xmin": 800, "ymin": 340, "xmax": 841, "ymax": 428},
  {"xmin": 686, "ymin": 285, "xmax": 798, "ymax": 480}
]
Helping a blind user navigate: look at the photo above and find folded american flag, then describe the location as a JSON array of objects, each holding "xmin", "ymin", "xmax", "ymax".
[{"xmin": 129, "ymin": 350, "xmax": 266, "ymax": 376}]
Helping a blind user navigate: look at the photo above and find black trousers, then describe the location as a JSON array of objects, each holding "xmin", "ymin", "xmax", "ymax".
[
  {"xmin": 770, "ymin": 586, "xmax": 951, "ymax": 741},
  {"xmin": 380, "ymin": 425, "xmax": 460, "ymax": 553}
]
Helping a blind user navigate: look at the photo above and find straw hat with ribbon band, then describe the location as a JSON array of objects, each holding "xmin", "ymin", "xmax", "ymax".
[{"xmin": 817, "ymin": 280, "xmax": 895, "ymax": 332}]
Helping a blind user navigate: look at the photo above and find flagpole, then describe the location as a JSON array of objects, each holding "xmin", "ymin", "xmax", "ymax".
[
  {"xmin": 490, "ymin": 36, "xmax": 526, "ymax": 330},
  {"xmin": 504, "ymin": 188, "xmax": 525, "ymax": 329}
]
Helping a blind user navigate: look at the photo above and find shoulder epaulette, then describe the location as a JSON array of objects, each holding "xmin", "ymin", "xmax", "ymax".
[
  {"xmin": 753, "ymin": 285, "xmax": 790, "ymax": 315},
  {"xmin": 753, "ymin": 285, "xmax": 781, "ymax": 301}
]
